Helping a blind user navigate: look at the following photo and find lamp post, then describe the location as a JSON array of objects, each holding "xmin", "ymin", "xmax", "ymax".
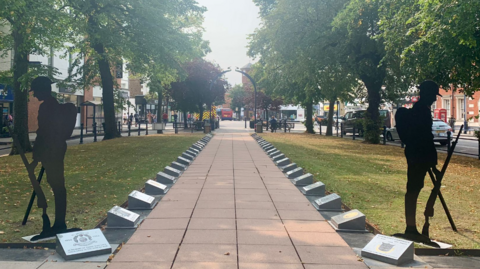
[
  {"xmin": 235, "ymin": 68, "xmax": 257, "ymax": 129},
  {"xmin": 209, "ymin": 68, "xmax": 231, "ymax": 131}
]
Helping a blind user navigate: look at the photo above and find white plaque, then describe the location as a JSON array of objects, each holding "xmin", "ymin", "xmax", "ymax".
[
  {"xmin": 286, "ymin": 167, "xmax": 303, "ymax": 179},
  {"xmin": 272, "ymin": 153, "xmax": 285, "ymax": 161},
  {"xmin": 177, "ymin": 156, "xmax": 192, "ymax": 166},
  {"xmin": 145, "ymin": 179, "xmax": 168, "ymax": 195},
  {"xmin": 280, "ymin": 163, "xmax": 297, "ymax": 173},
  {"xmin": 182, "ymin": 152, "xmax": 195, "ymax": 161},
  {"xmin": 107, "ymin": 206, "xmax": 140, "ymax": 228},
  {"xmin": 171, "ymin": 161, "xmax": 187, "ymax": 171},
  {"xmin": 156, "ymin": 171, "xmax": 177, "ymax": 184},
  {"xmin": 291, "ymin": 173, "xmax": 313, "ymax": 186},
  {"xmin": 301, "ymin": 181, "xmax": 326, "ymax": 196},
  {"xmin": 361, "ymin": 234, "xmax": 414, "ymax": 265},
  {"xmin": 329, "ymin": 209, "xmax": 367, "ymax": 232},
  {"xmin": 128, "ymin": 190, "xmax": 156, "ymax": 210},
  {"xmin": 164, "ymin": 166, "xmax": 182, "ymax": 177},
  {"xmin": 56, "ymin": 228, "xmax": 111, "ymax": 261},
  {"xmin": 313, "ymin": 193, "xmax": 342, "ymax": 211}
]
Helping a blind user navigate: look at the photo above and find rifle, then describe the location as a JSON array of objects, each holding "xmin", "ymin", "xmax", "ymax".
[
  {"xmin": 422, "ymin": 125, "xmax": 463, "ymax": 237},
  {"xmin": 8, "ymin": 127, "xmax": 51, "ymax": 231},
  {"xmin": 22, "ymin": 167, "xmax": 45, "ymax": 225}
]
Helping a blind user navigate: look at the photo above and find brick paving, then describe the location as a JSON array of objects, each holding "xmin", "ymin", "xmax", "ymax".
[{"xmin": 108, "ymin": 132, "xmax": 368, "ymax": 269}]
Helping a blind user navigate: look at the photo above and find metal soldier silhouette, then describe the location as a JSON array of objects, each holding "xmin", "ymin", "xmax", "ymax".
[
  {"xmin": 28, "ymin": 76, "xmax": 78, "ymax": 240},
  {"xmin": 395, "ymin": 80, "xmax": 442, "ymax": 242}
]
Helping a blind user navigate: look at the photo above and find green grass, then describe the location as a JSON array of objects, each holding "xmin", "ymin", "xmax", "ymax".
[
  {"xmin": 262, "ymin": 133, "xmax": 480, "ymax": 249},
  {"xmin": 0, "ymin": 134, "xmax": 202, "ymax": 243}
]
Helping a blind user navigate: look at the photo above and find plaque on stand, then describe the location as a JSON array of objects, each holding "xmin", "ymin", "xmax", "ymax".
[
  {"xmin": 329, "ymin": 209, "xmax": 368, "ymax": 232},
  {"xmin": 286, "ymin": 167, "xmax": 303, "ymax": 179},
  {"xmin": 177, "ymin": 156, "xmax": 192, "ymax": 166},
  {"xmin": 361, "ymin": 234, "xmax": 414, "ymax": 265},
  {"xmin": 268, "ymin": 150, "xmax": 280, "ymax": 157},
  {"xmin": 107, "ymin": 206, "xmax": 140, "ymax": 228},
  {"xmin": 156, "ymin": 171, "xmax": 177, "ymax": 184},
  {"xmin": 182, "ymin": 152, "xmax": 195, "ymax": 161},
  {"xmin": 301, "ymin": 181, "xmax": 325, "ymax": 196},
  {"xmin": 128, "ymin": 190, "xmax": 156, "ymax": 210},
  {"xmin": 280, "ymin": 163, "xmax": 297, "ymax": 173},
  {"xmin": 266, "ymin": 148, "xmax": 277, "ymax": 155},
  {"xmin": 164, "ymin": 166, "xmax": 182, "ymax": 177},
  {"xmin": 186, "ymin": 150, "xmax": 198, "ymax": 157},
  {"xmin": 291, "ymin": 173, "xmax": 313, "ymax": 186},
  {"xmin": 56, "ymin": 228, "xmax": 111, "ymax": 261},
  {"xmin": 145, "ymin": 180, "xmax": 168, "ymax": 195},
  {"xmin": 275, "ymin": 158, "xmax": 290, "ymax": 167},
  {"xmin": 272, "ymin": 153, "xmax": 285, "ymax": 161},
  {"xmin": 171, "ymin": 161, "xmax": 187, "ymax": 171},
  {"xmin": 313, "ymin": 193, "xmax": 342, "ymax": 211}
]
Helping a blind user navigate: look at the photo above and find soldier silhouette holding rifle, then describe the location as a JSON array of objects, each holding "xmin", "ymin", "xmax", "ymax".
[
  {"xmin": 395, "ymin": 80, "xmax": 442, "ymax": 241},
  {"xmin": 28, "ymin": 76, "xmax": 77, "ymax": 239}
]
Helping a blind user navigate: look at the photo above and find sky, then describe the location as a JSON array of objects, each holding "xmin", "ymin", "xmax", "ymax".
[{"xmin": 196, "ymin": 0, "xmax": 262, "ymax": 86}]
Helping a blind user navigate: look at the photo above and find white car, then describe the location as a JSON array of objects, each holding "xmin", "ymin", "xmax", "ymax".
[{"xmin": 386, "ymin": 120, "xmax": 453, "ymax": 146}]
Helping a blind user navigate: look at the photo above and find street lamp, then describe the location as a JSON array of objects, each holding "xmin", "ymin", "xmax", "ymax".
[
  {"xmin": 235, "ymin": 68, "xmax": 257, "ymax": 129},
  {"xmin": 209, "ymin": 67, "xmax": 231, "ymax": 131}
]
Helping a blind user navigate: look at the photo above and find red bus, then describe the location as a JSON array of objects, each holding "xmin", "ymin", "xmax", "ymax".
[{"xmin": 221, "ymin": 108, "xmax": 233, "ymax": 121}]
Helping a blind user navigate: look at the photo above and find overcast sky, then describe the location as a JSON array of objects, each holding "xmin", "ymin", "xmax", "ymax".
[{"xmin": 196, "ymin": 0, "xmax": 261, "ymax": 86}]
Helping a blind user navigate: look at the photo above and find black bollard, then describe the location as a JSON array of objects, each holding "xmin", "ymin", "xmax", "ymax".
[
  {"xmin": 353, "ymin": 126, "xmax": 356, "ymax": 140},
  {"xmin": 175, "ymin": 118, "xmax": 178, "ymax": 134},
  {"xmin": 319, "ymin": 121, "xmax": 322, "ymax": 135},
  {"xmin": 80, "ymin": 123, "xmax": 84, "ymax": 144},
  {"xmin": 245, "ymin": 118, "xmax": 247, "ymax": 129},
  {"xmin": 118, "ymin": 121, "xmax": 121, "ymax": 133},
  {"xmin": 93, "ymin": 122, "xmax": 97, "ymax": 142},
  {"xmin": 138, "ymin": 122, "xmax": 141, "ymax": 136},
  {"xmin": 284, "ymin": 120, "xmax": 287, "ymax": 133},
  {"xmin": 341, "ymin": 123, "xmax": 344, "ymax": 138},
  {"xmin": 128, "ymin": 122, "xmax": 131, "ymax": 136},
  {"xmin": 336, "ymin": 121, "xmax": 339, "ymax": 137},
  {"xmin": 478, "ymin": 140, "xmax": 480, "ymax": 160},
  {"xmin": 146, "ymin": 121, "xmax": 148, "ymax": 135},
  {"xmin": 383, "ymin": 126, "xmax": 387, "ymax": 145},
  {"xmin": 447, "ymin": 131, "xmax": 451, "ymax": 152}
]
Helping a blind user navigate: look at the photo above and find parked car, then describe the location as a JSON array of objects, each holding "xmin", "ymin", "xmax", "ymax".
[
  {"xmin": 386, "ymin": 120, "xmax": 453, "ymax": 146},
  {"xmin": 342, "ymin": 109, "xmax": 391, "ymax": 136}
]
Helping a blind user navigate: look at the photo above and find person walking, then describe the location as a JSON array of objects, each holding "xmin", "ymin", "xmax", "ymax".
[
  {"xmin": 134, "ymin": 112, "xmax": 139, "ymax": 127},
  {"xmin": 163, "ymin": 112, "xmax": 168, "ymax": 126},
  {"xmin": 128, "ymin": 113, "xmax": 133, "ymax": 126},
  {"xmin": 269, "ymin": 116, "xmax": 277, "ymax": 133}
]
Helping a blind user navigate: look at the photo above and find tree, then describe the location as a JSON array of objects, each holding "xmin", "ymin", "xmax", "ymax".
[
  {"xmin": 67, "ymin": 0, "xmax": 206, "ymax": 140},
  {"xmin": 167, "ymin": 59, "xmax": 227, "ymax": 121},
  {"xmin": 0, "ymin": 0, "xmax": 71, "ymax": 154},
  {"xmin": 229, "ymin": 84, "xmax": 247, "ymax": 119}
]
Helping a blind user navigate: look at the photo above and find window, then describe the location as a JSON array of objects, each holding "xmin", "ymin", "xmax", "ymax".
[
  {"xmin": 457, "ymin": 98, "xmax": 465, "ymax": 120},
  {"xmin": 443, "ymin": 99, "xmax": 451, "ymax": 117}
]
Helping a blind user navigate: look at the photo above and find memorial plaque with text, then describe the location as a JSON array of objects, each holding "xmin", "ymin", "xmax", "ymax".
[
  {"xmin": 313, "ymin": 193, "xmax": 342, "ymax": 211},
  {"xmin": 156, "ymin": 171, "xmax": 177, "ymax": 184},
  {"xmin": 286, "ymin": 167, "xmax": 303, "ymax": 179},
  {"xmin": 301, "ymin": 181, "xmax": 326, "ymax": 196},
  {"xmin": 362, "ymin": 234, "xmax": 414, "ymax": 265},
  {"xmin": 107, "ymin": 206, "xmax": 140, "ymax": 228},
  {"xmin": 182, "ymin": 152, "xmax": 195, "ymax": 161},
  {"xmin": 268, "ymin": 150, "xmax": 280, "ymax": 157},
  {"xmin": 275, "ymin": 158, "xmax": 290, "ymax": 167},
  {"xmin": 281, "ymin": 163, "xmax": 297, "ymax": 173},
  {"xmin": 164, "ymin": 166, "xmax": 182, "ymax": 177},
  {"xmin": 177, "ymin": 156, "xmax": 192, "ymax": 166},
  {"xmin": 56, "ymin": 228, "xmax": 111, "ymax": 261},
  {"xmin": 128, "ymin": 190, "xmax": 156, "ymax": 210},
  {"xmin": 272, "ymin": 153, "xmax": 285, "ymax": 161},
  {"xmin": 186, "ymin": 150, "xmax": 198, "ymax": 157},
  {"xmin": 291, "ymin": 173, "xmax": 313, "ymax": 186},
  {"xmin": 171, "ymin": 161, "xmax": 187, "ymax": 171},
  {"xmin": 145, "ymin": 179, "xmax": 168, "ymax": 195},
  {"xmin": 330, "ymin": 209, "xmax": 367, "ymax": 232},
  {"xmin": 267, "ymin": 148, "xmax": 277, "ymax": 154}
]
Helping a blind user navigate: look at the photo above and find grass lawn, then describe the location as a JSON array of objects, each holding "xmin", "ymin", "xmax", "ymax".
[
  {"xmin": 262, "ymin": 133, "xmax": 480, "ymax": 249},
  {"xmin": 0, "ymin": 133, "xmax": 203, "ymax": 243}
]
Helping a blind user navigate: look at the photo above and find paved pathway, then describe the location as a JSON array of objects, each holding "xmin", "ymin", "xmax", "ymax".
[{"xmin": 107, "ymin": 131, "xmax": 368, "ymax": 269}]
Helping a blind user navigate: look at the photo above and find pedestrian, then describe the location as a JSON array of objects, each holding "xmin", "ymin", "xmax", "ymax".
[
  {"xmin": 128, "ymin": 113, "xmax": 133, "ymax": 126},
  {"xmin": 162, "ymin": 112, "xmax": 168, "ymax": 126},
  {"xmin": 134, "ymin": 112, "xmax": 139, "ymax": 127},
  {"xmin": 123, "ymin": 113, "xmax": 127, "ymax": 125},
  {"xmin": 269, "ymin": 116, "xmax": 277, "ymax": 133},
  {"xmin": 394, "ymin": 80, "xmax": 442, "ymax": 242},
  {"xmin": 153, "ymin": 115, "xmax": 157, "ymax": 123},
  {"xmin": 173, "ymin": 113, "xmax": 178, "ymax": 128}
]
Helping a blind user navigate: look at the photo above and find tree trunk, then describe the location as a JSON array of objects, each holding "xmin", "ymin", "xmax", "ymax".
[
  {"xmin": 92, "ymin": 43, "xmax": 120, "ymax": 140},
  {"xmin": 326, "ymin": 97, "xmax": 336, "ymax": 136},
  {"xmin": 305, "ymin": 101, "xmax": 314, "ymax": 134},
  {"xmin": 10, "ymin": 30, "xmax": 32, "ymax": 155},
  {"xmin": 362, "ymin": 77, "xmax": 382, "ymax": 144},
  {"xmin": 183, "ymin": 111, "xmax": 187, "ymax": 128}
]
